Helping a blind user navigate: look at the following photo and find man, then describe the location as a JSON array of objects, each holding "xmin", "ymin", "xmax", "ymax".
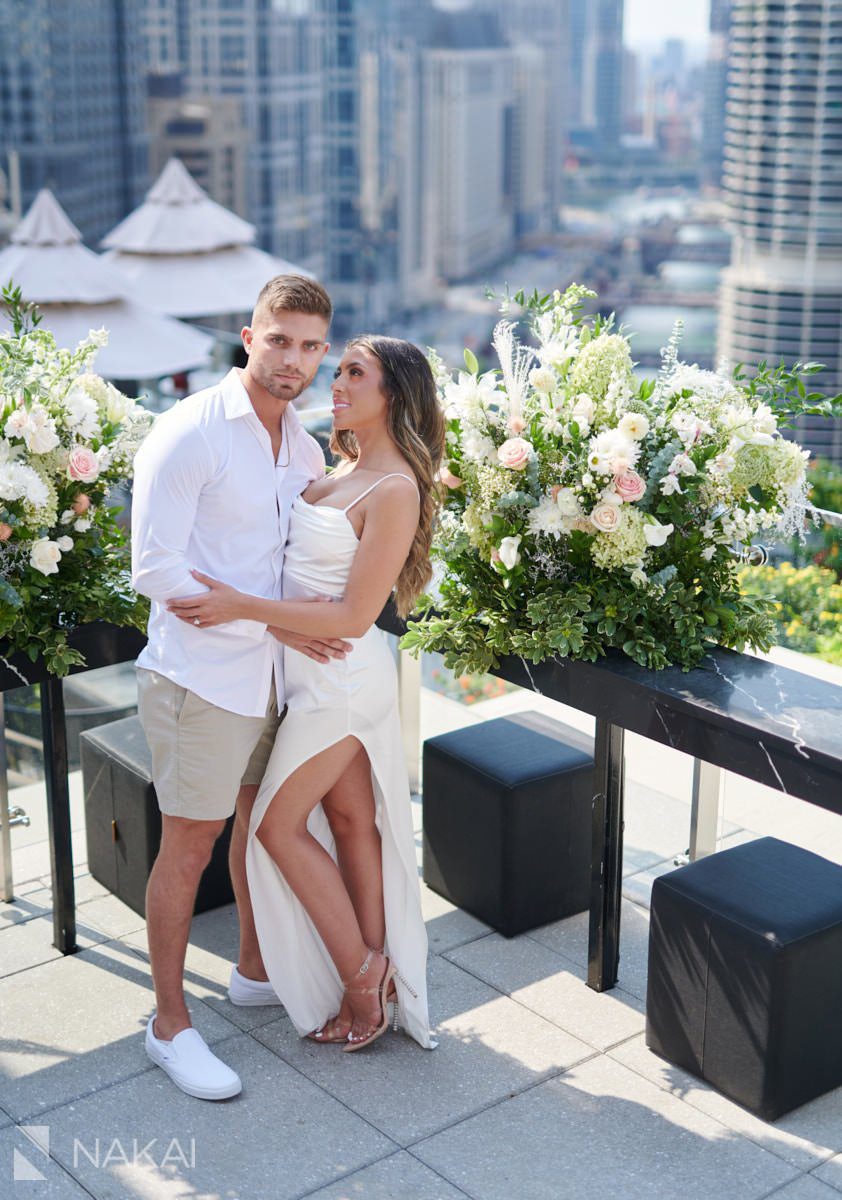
[{"xmin": 131, "ymin": 275, "xmax": 349, "ymax": 1100}]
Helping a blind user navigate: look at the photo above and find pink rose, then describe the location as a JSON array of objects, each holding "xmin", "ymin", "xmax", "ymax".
[
  {"xmin": 590, "ymin": 503, "xmax": 624, "ymax": 533},
  {"xmin": 507, "ymin": 415, "xmax": 526, "ymax": 435},
  {"xmin": 497, "ymin": 437, "xmax": 533, "ymax": 471},
  {"xmin": 0, "ymin": 523, "xmax": 12, "ymax": 542},
  {"xmin": 72, "ymin": 493, "xmax": 92, "ymax": 514},
  {"xmin": 438, "ymin": 466, "xmax": 463, "ymax": 489},
  {"xmin": 614, "ymin": 468, "xmax": 646, "ymax": 502},
  {"xmin": 67, "ymin": 446, "xmax": 99, "ymax": 483}
]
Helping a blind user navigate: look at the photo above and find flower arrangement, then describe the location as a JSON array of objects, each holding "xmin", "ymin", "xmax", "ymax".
[
  {"xmin": 403, "ymin": 284, "xmax": 839, "ymax": 673},
  {"xmin": 0, "ymin": 285, "xmax": 152, "ymax": 675}
]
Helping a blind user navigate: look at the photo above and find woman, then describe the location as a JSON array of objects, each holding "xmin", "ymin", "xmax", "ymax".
[{"xmin": 169, "ymin": 336, "xmax": 444, "ymax": 1051}]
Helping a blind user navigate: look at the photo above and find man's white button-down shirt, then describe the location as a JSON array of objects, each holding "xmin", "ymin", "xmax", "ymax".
[{"xmin": 131, "ymin": 368, "xmax": 325, "ymax": 717}]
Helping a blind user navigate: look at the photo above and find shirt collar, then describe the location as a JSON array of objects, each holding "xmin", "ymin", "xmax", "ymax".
[{"xmin": 222, "ymin": 367, "xmax": 304, "ymax": 444}]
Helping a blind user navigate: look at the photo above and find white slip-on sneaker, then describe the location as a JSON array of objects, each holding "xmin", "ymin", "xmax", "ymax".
[
  {"xmin": 228, "ymin": 965, "xmax": 282, "ymax": 1007},
  {"xmin": 145, "ymin": 1018, "xmax": 241, "ymax": 1100}
]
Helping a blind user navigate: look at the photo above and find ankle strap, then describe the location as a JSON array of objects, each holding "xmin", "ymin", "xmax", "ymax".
[{"xmin": 343, "ymin": 948, "xmax": 374, "ymax": 987}]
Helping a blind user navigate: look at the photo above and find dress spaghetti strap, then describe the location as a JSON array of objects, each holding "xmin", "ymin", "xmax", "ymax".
[{"xmin": 342, "ymin": 472, "xmax": 417, "ymax": 514}]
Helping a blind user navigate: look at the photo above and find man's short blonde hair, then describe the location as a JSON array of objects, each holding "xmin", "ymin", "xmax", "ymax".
[{"xmin": 252, "ymin": 274, "xmax": 332, "ymax": 326}]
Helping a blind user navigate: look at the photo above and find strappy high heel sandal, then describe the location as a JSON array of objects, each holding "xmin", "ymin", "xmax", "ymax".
[
  {"xmin": 369, "ymin": 944, "xmax": 418, "ymax": 1034},
  {"xmin": 343, "ymin": 948, "xmax": 394, "ymax": 1053},
  {"xmin": 308, "ymin": 1008, "xmax": 352, "ymax": 1044}
]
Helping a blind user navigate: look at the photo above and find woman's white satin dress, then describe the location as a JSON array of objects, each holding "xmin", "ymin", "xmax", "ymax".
[{"xmin": 246, "ymin": 479, "xmax": 434, "ymax": 1049}]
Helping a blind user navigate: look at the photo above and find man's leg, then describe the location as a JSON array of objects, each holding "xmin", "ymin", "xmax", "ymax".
[
  {"xmin": 146, "ymin": 814, "xmax": 226, "ymax": 1039},
  {"xmin": 228, "ymin": 783, "xmax": 268, "ymax": 981}
]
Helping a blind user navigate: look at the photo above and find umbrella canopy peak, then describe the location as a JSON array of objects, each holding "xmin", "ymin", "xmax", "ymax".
[
  {"xmin": 101, "ymin": 156, "xmax": 257, "ymax": 255},
  {"xmin": 12, "ymin": 188, "xmax": 83, "ymax": 248}
]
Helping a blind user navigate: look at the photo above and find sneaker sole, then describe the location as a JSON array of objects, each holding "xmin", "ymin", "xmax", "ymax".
[
  {"xmin": 227, "ymin": 990, "xmax": 282, "ymax": 1007},
  {"xmin": 146, "ymin": 1046, "xmax": 242, "ymax": 1100}
]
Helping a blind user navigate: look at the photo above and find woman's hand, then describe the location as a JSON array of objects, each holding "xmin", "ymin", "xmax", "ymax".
[{"xmin": 168, "ymin": 570, "xmax": 248, "ymax": 627}]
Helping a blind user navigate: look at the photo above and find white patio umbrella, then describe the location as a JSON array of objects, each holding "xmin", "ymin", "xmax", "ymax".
[
  {"xmin": 0, "ymin": 189, "xmax": 213, "ymax": 379},
  {"xmin": 101, "ymin": 158, "xmax": 312, "ymax": 319}
]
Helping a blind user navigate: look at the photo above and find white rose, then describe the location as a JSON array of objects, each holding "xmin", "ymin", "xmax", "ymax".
[
  {"xmin": 30, "ymin": 538, "xmax": 62, "ymax": 575},
  {"xmin": 74, "ymin": 518, "xmax": 92, "ymax": 532},
  {"xmin": 56, "ymin": 536, "xmax": 74, "ymax": 552},
  {"xmin": 590, "ymin": 503, "xmax": 624, "ymax": 533},
  {"xmin": 498, "ymin": 535, "xmax": 522, "ymax": 570},
  {"xmin": 60, "ymin": 508, "xmax": 76, "ymax": 525},
  {"xmin": 618, "ymin": 412, "xmax": 650, "ymax": 441},
  {"xmin": 529, "ymin": 366, "xmax": 557, "ymax": 395},
  {"xmin": 555, "ymin": 487, "xmax": 580, "ymax": 517},
  {"xmin": 643, "ymin": 519, "xmax": 674, "ymax": 547},
  {"xmin": 581, "ymin": 472, "xmax": 594, "ymax": 487}
]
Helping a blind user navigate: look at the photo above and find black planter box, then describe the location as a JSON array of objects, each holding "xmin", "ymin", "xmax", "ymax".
[
  {"xmin": 646, "ymin": 837, "xmax": 842, "ymax": 1120},
  {"xmin": 422, "ymin": 711, "xmax": 595, "ymax": 937},
  {"xmin": 80, "ymin": 715, "xmax": 234, "ymax": 918}
]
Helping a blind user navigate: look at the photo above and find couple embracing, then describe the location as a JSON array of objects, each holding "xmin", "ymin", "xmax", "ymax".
[{"xmin": 131, "ymin": 275, "xmax": 443, "ymax": 1100}]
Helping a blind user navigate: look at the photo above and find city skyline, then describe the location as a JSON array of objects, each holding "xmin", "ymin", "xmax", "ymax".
[{"xmin": 625, "ymin": 0, "xmax": 709, "ymax": 47}]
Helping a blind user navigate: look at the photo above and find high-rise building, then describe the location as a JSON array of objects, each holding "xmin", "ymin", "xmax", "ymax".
[
  {"xmin": 142, "ymin": 0, "xmax": 326, "ymax": 274},
  {"xmin": 146, "ymin": 74, "xmax": 251, "ymax": 220},
  {"xmin": 702, "ymin": 0, "xmax": 732, "ymax": 185},
  {"xmin": 319, "ymin": 0, "xmax": 438, "ymax": 334},
  {"xmin": 717, "ymin": 0, "xmax": 842, "ymax": 464},
  {"xmin": 487, "ymin": 0, "xmax": 568, "ymax": 227},
  {"xmin": 0, "ymin": 0, "xmax": 148, "ymax": 245},
  {"xmin": 577, "ymin": 0, "xmax": 624, "ymax": 155},
  {"xmin": 423, "ymin": 9, "xmax": 516, "ymax": 281}
]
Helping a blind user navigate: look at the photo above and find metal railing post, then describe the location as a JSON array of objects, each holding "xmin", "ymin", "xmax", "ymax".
[
  {"xmin": 689, "ymin": 758, "xmax": 722, "ymax": 860},
  {"xmin": 0, "ymin": 697, "xmax": 12, "ymax": 901}
]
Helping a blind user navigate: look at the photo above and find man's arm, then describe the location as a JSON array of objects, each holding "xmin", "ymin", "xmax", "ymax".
[{"xmin": 131, "ymin": 415, "xmax": 267, "ymax": 639}]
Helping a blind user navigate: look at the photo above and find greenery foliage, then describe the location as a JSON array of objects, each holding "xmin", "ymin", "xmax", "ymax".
[
  {"xmin": 0, "ymin": 285, "xmax": 150, "ymax": 675},
  {"xmin": 401, "ymin": 285, "xmax": 841, "ymax": 674}
]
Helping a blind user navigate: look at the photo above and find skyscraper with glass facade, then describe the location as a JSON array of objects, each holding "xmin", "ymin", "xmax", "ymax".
[
  {"xmin": 143, "ymin": 0, "xmax": 326, "ymax": 274},
  {"xmin": 717, "ymin": 0, "xmax": 842, "ymax": 463},
  {"xmin": 0, "ymin": 0, "xmax": 147, "ymax": 245}
]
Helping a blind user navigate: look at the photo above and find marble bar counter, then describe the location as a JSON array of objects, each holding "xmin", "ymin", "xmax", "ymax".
[
  {"xmin": 496, "ymin": 646, "xmax": 842, "ymax": 815},
  {"xmin": 377, "ymin": 606, "xmax": 842, "ymax": 992}
]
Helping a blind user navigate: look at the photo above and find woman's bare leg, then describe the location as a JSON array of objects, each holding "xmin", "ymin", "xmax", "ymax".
[
  {"xmin": 312, "ymin": 747, "xmax": 385, "ymax": 1040},
  {"xmin": 322, "ymin": 746, "xmax": 385, "ymax": 952},
  {"xmin": 255, "ymin": 734, "xmax": 387, "ymax": 1040}
]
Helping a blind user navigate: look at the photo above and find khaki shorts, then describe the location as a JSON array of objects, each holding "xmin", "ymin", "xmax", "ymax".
[{"xmin": 136, "ymin": 668, "xmax": 283, "ymax": 821}]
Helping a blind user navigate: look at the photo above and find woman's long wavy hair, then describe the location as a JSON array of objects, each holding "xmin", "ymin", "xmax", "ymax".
[{"xmin": 330, "ymin": 335, "xmax": 445, "ymax": 618}]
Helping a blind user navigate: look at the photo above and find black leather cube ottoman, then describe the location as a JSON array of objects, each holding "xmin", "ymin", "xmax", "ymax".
[
  {"xmin": 646, "ymin": 836, "xmax": 842, "ymax": 1120},
  {"xmin": 422, "ymin": 711, "xmax": 595, "ymax": 937},
  {"xmin": 81, "ymin": 715, "xmax": 234, "ymax": 918}
]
